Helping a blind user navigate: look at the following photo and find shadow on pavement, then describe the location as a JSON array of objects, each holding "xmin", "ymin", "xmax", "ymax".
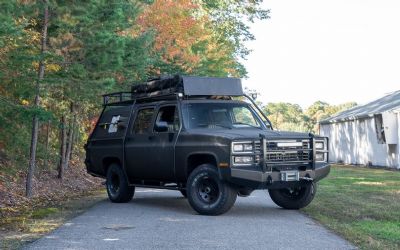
[{"xmin": 121, "ymin": 192, "xmax": 284, "ymax": 218}]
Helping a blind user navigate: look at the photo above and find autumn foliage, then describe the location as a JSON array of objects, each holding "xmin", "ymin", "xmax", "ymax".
[
  {"xmin": 138, "ymin": 0, "xmax": 203, "ymax": 72},
  {"xmin": 0, "ymin": 0, "xmax": 268, "ymax": 203}
]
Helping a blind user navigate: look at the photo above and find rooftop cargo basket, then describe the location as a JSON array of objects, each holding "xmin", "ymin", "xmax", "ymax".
[{"xmin": 103, "ymin": 75, "xmax": 244, "ymax": 105}]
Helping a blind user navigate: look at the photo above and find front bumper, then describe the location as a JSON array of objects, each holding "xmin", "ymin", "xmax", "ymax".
[{"xmin": 226, "ymin": 163, "xmax": 330, "ymax": 189}]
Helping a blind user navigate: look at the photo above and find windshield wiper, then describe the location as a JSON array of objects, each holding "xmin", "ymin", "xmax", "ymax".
[
  {"xmin": 233, "ymin": 122, "xmax": 260, "ymax": 129},
  {"xmin": 214, "ymin": 124, "xmax": 232, "ymax": 129}
]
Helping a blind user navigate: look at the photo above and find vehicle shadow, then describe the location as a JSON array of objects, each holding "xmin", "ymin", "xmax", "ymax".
[{"xmin": 129, "ymin": 193, "xmax": 284, "ymax": 218}]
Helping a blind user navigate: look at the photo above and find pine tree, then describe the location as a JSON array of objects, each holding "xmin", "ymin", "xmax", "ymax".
[{"xmin": 26, "ymin": 0, "xmax": 49, "ymax": 197}]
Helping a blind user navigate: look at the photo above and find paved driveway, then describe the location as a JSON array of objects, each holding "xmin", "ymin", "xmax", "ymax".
[{"xmin": 26, "ymin": 189, "xmax": 355, "ymax": 250}]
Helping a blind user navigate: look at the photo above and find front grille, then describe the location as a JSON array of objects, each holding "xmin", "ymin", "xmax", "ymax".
[
  {"xmin": 263, "ymin": 139, "xmax": 312, "ymax": 171},
  {"xmin": 266, "ymin": 151, "xmax": 309, "ymax": 162},
  {"xmin": 266, "ymin": 140, "xmax": 310, "ymax": 151},
  {"xmin": 254, "ymin": 141, "xmax": 261, "ymax": 164}
]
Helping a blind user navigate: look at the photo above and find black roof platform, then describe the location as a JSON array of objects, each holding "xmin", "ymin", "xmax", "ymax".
[{"xmin": 103, "ymin": 75, "xmax": 244, "ymax": 105}]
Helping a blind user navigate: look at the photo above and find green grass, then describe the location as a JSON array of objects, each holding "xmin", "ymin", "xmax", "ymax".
[{"xmin": 303, "ymin": 165, "xmax": 400, "ymax": 250}]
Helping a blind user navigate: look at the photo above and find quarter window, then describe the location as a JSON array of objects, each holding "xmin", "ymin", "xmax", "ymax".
[{"xmin": 133, "ymin": 108, "xmax": 154, "ymax": 134}]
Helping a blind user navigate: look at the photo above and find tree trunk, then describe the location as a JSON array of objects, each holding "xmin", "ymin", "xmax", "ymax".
[
  {"xmin": 58, "ymin": 115, "xmax": 67, "ymax": 179},
  {"xmin": 44, "ymin": 120, "xmax": 51, "ymax": 169},
  {"xmin": 26, "ymin": 1, "xmax": 49, "ymax": 197},
  {"xmin": 65, "ymin": 103, "xmax": 76, "ymax": 169}
]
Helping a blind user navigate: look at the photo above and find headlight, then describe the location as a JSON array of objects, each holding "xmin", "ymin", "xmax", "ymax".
[
  {"xmin": 315, "ymin": 141, "xmax": 324, "ymax": 149},
  {"xmin": 315, "ymin": 138, "xmax": 327, "ymax": 162},
  {"xmin": 244, "ymin": 144, "xmax": 253, "ymax": 151},
  {"xmin": 233, "ymin": 144, "xmax": 244, "ymax": 152},
  {"xmin": 234, "ymin": 156, "xmax": 254, "ymax": 165},
  {"xmin": 232, "ymin": 142, "xmax": 253, "ymax": 152}
]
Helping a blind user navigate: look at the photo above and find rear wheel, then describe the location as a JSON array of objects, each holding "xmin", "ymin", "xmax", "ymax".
[
  {"xmin": 187, "ymin": 164, "xmax": 237, "ymax": 215},
  {"xmin": 106, "ymin": 164, "xmax": 135, "ymax": 203},
  {"xmin": 268, "ymin": 182, "xmax": 316, "ymax": 209}
]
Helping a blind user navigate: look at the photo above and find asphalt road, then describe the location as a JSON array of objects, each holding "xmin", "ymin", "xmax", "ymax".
[{"xmin": 26, "ymin": 189, "xmax": 355, "ymax": 250}]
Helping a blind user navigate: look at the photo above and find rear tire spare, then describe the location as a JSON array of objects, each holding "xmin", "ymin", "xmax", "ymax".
[
  {"xmin": 268, "ymin": 182, "xmax": 316, "ymax": 209},
  {"xmin": 187, "ymin": 164, "xmax": 237, "ymax": 215},
  {"xmin": 106, "ymin": 164, "xmax": 135, "ymax": 203}
]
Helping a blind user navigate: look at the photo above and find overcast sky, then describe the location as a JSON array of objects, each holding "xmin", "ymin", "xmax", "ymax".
[{"xmin": 242, "ymin": 0, "xmax": 400, "ymax": 109}]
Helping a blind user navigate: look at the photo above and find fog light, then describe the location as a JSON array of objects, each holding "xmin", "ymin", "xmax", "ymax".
[
  {"xmin": 315, "ymin": 153, "xmax": 325, "ymax": 161},
  {"xmin": 234, "ymin": 156, "xmax": 253, "ymax": 164}
]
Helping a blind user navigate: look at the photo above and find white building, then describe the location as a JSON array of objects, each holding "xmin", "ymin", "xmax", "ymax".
[{"xmin": 319, "ymin": 91, "xmax": 400, "ymax": 169}]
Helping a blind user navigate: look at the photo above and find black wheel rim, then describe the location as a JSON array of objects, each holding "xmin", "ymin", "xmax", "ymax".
[
  {"xmin": 108, "ymin": 171, "xmax": 120, "ymax": 196},
  {"xmin": 196, "ymin": 175, "xmax": 219, "ymax": 204}
]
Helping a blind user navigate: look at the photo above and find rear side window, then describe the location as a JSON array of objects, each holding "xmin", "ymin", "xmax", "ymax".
[
  {"xmin": 92, "ymin": 105, "xmax": 131, "ymax": 139},
  {"xmin": 133, "ymin": 108, "xmax": 154, "ymax": 134}
]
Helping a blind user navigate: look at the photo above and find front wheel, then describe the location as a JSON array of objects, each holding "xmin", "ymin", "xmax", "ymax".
[
  {"xmin": 268, "ymin": 182, "xmax": 316, "ymax": 209},
  {"xmin": 106, "ymin": 164, "xmax": 135, "ymax": 203},
  {"xmin": 187, "ymin": 164, "xmax": 237, "ymax": 215}
]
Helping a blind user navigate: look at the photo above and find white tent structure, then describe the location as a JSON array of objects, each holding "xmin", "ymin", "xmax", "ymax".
[{"xmin": 319, "ymin": 91, "xmax": 400, "ymax": 168}]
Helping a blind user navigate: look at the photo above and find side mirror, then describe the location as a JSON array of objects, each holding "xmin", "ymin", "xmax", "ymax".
[{"xmin": 155, "ymin": 121, "xmax": 169, "ymax": 132}]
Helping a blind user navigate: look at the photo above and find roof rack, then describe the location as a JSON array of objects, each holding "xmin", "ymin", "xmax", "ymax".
[
  {"xmin": 102, "ymin": 75, "xmax": 244, "ymax": 106},
  {"xmin": 102, "ymin": 92, "xmax": 132, "ymax": 105}
]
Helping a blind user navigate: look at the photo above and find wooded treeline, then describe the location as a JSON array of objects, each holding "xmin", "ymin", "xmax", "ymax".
[{"xmin": 0, "ymin": 0, "xmax": 269, "ymax": 197}]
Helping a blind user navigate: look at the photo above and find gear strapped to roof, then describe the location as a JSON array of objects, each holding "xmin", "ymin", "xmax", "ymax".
[
  {"xmin": 131, "ymin": 75, "xmax": 243, "ymax": 96},
  {"xmin": 103, "ymin": 75, "xmax": 244, "ymax": 105}
]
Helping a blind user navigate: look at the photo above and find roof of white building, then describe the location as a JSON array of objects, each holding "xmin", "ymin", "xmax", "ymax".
[{"xmin": 320, "ymin": 90, "xmax": 400, "ymax": 124}]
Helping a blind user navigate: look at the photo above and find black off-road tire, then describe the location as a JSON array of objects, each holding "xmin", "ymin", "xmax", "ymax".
[
  {"xmin": 268, "ymin": 182, "xmax": 316, "ymax": 209},
  {"xmin": 106, "ymin": 164, "xmax": 135, "ymax": 203},
  {"xmin": 187, "ymin": 164, "xmax": 237, "ymax": 215}
]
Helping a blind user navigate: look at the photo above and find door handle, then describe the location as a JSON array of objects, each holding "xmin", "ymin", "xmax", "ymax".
[{"xmin": 148, "ymin": 135, "xmax": 154, "ymax": 140}]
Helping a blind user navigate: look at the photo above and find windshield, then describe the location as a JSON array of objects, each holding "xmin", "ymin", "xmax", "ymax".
[{"xmin": 182, "ymin": 102, "xmax": 264, "ymax": 129}]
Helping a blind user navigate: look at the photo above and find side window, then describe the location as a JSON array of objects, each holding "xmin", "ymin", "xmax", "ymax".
[
  {"xmin": 154, "ymin": 106, "xmax": 179, "ymax": 132},
  {"xmin": 133, "ymin": 108, "xmax": 154, "ymax": 134}
]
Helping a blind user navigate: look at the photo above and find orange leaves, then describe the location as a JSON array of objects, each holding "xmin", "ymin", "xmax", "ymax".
[
  {"xmin": 137, "ymin": 0, "xmax": 208, "ymax": 72},
  {"xmin": 135, "ymin": 0, "xmax": 245, "ymax": 77}
]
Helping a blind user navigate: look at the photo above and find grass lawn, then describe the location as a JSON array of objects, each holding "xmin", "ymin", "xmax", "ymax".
[{"xmin": 303, "ymin": 165, "xmax": 400, "ymax": 250}]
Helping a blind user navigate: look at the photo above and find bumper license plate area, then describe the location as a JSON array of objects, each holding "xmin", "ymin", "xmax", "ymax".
[{"xmin": 280, "ymin": 171, "xmax": 299, "ymax": 181}]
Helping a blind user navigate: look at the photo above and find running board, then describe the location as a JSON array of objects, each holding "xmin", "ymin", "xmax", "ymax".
[{"xmin": 131, "ymin": 184, "xmax": 183, "ymax": 191}]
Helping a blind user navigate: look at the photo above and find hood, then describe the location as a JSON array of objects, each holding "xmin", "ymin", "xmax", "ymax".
[{"xmin": 187, "ymin": 128, "xmax": 311, "ymax": 140}]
